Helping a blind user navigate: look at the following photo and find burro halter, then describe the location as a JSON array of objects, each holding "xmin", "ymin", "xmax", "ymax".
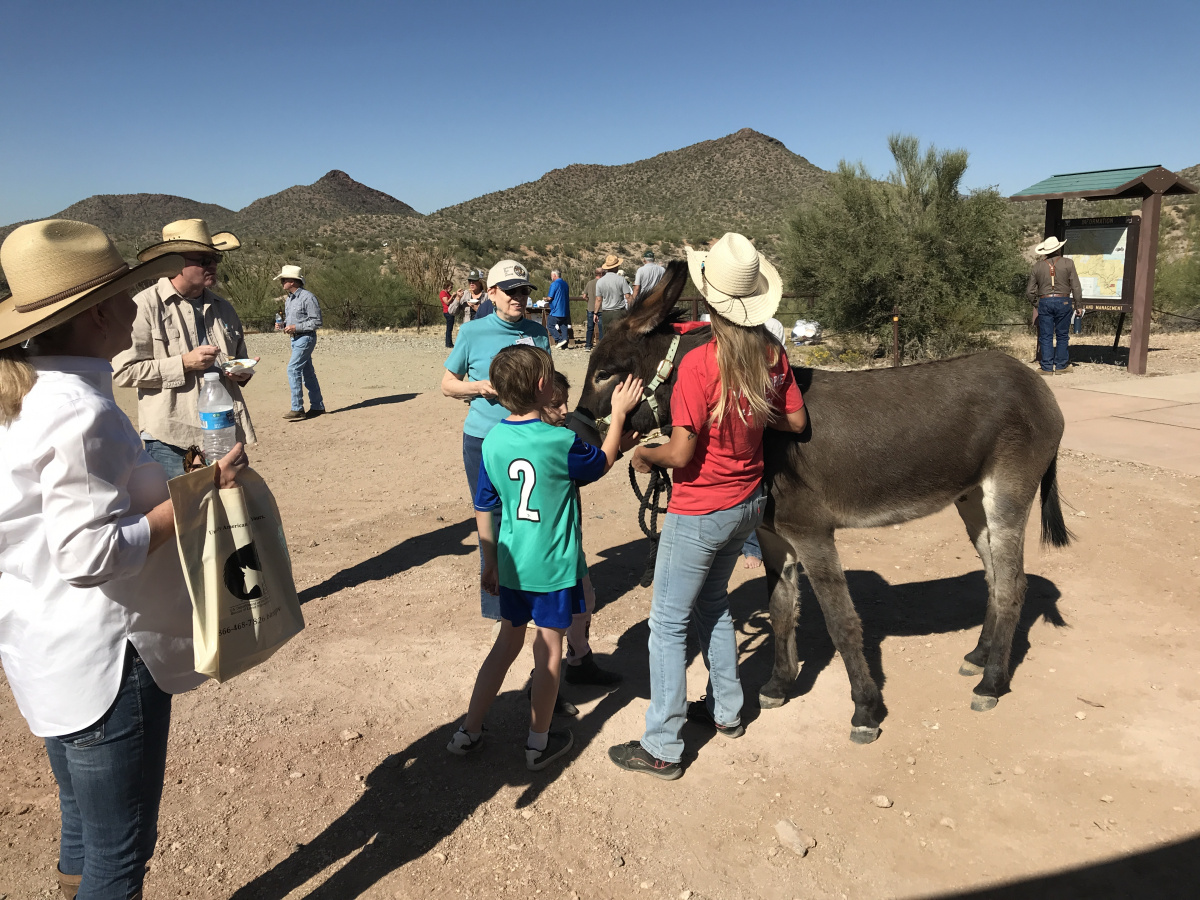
[{"xmin": 595, "ymin": 333, "xmax": 681, "ymax": 432}]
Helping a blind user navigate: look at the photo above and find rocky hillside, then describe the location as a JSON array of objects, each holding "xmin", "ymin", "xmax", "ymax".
[
  {"xmin": 426, "ymin": 128, "xmax": 829, "ymax": 244},
  {"xmin": 236, "ymin": 169, "xmax": 420, "ymax": 235}
]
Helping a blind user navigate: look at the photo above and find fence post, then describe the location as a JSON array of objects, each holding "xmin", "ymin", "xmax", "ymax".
[
  {"xmin": 691, "ymin": 297, "xmax": 699, "ymax": 322},
  {"xmin": 892, "ymin": 306, "xmax": 900, "ymax": 368}
]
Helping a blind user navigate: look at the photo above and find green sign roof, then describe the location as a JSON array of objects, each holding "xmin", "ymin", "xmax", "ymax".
[{"xmin": 1012, "ymin": 166, "xmax": 1160, "ymax": 198}]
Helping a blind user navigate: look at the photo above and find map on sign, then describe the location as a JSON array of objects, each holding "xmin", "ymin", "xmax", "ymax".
[{"xmin": 1064, "ymin": 224, "xmax": 1127, "ymax": 301}]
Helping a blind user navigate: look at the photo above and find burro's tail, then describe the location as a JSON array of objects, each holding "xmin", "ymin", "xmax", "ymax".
[{"xmin": 1040, "ymin": 455, "xmax": 1073, "ymax": 547}]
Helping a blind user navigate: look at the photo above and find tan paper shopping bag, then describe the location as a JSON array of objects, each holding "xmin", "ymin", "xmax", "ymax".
[{"xmin": 169, "ymin": 467, "xmax": 305, "ymax": 682}]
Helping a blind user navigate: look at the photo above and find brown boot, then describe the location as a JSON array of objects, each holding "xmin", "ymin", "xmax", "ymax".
[{"xmin": 57, "ymin": 868, "xmax": 82, "ymax": 900}]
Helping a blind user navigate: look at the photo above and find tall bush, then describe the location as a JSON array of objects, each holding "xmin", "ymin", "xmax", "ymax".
[
  {"xmin": 219, "ymin": 254, "xmax": 285, "ymax": 332},
  {"xmin": 783, "ymin": 135, "xmax": 1027, "ymax": 359},
  {"xmin": 305, "ymin": 253, "xmax": 416, "ymax": 330}
]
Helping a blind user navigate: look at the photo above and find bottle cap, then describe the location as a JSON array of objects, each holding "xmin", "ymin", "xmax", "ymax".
[{"xmin": 203, "ymin": 372, "xmax": 219, "ymax": 381}]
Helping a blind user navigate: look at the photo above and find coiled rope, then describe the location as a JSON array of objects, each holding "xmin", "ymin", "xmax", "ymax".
[{"xmin": 628, "ymin": 462, "xmax": 671, "ymax": 588}]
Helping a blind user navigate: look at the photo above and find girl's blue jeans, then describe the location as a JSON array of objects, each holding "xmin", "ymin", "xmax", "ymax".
[{"xmin": 640, "ymin": 491, "xmax": 765, "ymax": 763}]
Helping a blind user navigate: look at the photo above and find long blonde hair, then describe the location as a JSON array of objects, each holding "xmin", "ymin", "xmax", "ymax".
[
  {"xmin": 707, "ymin": 306, "xmax": 780, "ymax": 427},
  {"xmin": 0, "ymin": 345, "xmax": 37, "ymax": 426}
]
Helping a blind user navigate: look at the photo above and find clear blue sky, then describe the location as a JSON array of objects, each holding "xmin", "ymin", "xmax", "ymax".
[{"xmin": 2, "ymin": 0, "xmax": 1197, "ymax": 224}]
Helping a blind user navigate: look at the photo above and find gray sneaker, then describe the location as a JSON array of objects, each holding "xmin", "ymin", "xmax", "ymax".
[
  {"xmin": 446, "ymin": 727, "xmax": 485, "ymax": 756},
  {"xmin": 526, "ymin": 729, "xmax": 573, "ymax": 771}
]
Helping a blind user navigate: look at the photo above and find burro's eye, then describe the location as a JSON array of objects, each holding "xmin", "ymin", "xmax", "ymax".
[{"xmin": 594, "ymin": 370, "xmax": 611, "ymax": 383}]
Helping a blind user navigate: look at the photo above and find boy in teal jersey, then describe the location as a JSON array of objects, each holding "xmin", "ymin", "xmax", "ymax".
[{"xmin": 447, "ymin": 346, "xmax": 642, "ymax": 770}]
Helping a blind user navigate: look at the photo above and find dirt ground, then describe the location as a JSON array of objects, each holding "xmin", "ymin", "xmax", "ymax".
[{"xmin": 3, "ymin": 328, "xmax": 1200, "ymax": 900}]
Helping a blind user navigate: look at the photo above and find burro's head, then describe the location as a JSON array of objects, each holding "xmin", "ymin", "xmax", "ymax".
[{"xmin": 569, "ymin": 260, "xmax": 695, "ymax": 446}]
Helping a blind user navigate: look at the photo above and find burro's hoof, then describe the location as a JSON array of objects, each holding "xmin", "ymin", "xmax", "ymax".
[
  {"xmin": 850, "ymin": 725, "xmax": 881, "ymax": 744},
  {"xmin": 758, "ymin": 690, "xmax": 787, "ymax": 710},
  {"xmin": 971, "ymin": 694, "xmax": 999, "ymax": 712},
  {"xmin": 959, "ymin": 661, "xmax": 983, "ymax": 677}
]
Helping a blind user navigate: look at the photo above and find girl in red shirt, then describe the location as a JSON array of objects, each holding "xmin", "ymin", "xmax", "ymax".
[
  {"xmin": 440, "ymin": 280, "xmax": 455, "ymax": 349},
  {"xmin": 608, "ymin": 233, "xmax": 808, "ymax": 780}
]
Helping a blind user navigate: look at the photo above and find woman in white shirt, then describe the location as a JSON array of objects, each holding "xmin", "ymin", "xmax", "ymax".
[{"xmin": 0, "ymin": 220, "xmax": 248, "ymax": 900}]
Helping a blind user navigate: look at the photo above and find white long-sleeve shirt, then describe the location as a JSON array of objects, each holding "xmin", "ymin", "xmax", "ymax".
[{"xmin": 0, "ymin": 356, "xmax": 204, "ymax": 737}]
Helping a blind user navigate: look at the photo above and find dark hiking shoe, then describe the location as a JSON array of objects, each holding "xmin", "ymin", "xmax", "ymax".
[
  {"xmin": 282, "ymin": 409, "xmax": 306, "ymax": 421},
  {"xmin": 446, "ymin": 726, "xmax": 485, "ymax": 756},
  {"xmin": 687, "ymin": 698, "xmax": 745, "ymax": 738},
  {"xmin": 607, "ymin": 741, "xmax": 682, "ymax": 780},
  {"xmin": 1057, "ymin": 364, "xmax": 1075, "ymax": 373},
  {"xmin": 306, "ymin": 407, "xmax": 326, "ymax": 418},
  {"xmin": 526, "ymin": 729, "xmax": 573, "ymax": 771},
  {"xmin": 564, "ymin": 651, "xmax": 622, "ymax": 686},
  {"xmin": 1038, "ymin": 369, "xmax": 1055, "ymax": 377}
]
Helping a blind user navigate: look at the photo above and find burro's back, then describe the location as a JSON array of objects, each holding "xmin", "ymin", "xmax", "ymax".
[{"xmin": 757, "ymin": 350, "xmax": 1071, "ymax": 742}]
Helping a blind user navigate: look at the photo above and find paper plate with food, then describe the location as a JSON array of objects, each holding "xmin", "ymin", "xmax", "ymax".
[{"xmin": 220, "ymin": 358, "xmax": 259, "ymax": 375}]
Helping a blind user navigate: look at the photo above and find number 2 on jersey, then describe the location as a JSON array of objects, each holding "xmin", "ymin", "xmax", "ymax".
[{"xmin": 508, "ymin": 459, "xmax": 541, "ymax": 522}]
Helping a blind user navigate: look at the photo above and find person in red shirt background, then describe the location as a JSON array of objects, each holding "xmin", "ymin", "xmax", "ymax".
[
  {"xmin": 608, "ymin": 233, "xmax": 808, "ymax": 780},
  {"xmin": 440, "ymin": 280, "xmax": 455, "ymax": 349}
]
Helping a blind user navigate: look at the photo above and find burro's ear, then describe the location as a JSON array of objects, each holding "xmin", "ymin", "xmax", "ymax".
[{"xmin": 625, "ymin": 259, "xmax": 690, "ymax": 335}]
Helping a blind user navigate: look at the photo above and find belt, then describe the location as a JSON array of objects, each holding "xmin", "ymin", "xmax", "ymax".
[{"xmin": 291, "ymin": 331, "xmax": 315, "ymax": 339}]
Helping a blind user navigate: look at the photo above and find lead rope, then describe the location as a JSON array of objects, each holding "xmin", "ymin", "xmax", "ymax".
[{"xmin": 628, "ymin": 462, "xmax": 671, "ymax": 587}]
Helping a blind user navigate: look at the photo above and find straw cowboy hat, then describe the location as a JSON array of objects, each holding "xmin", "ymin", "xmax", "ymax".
[
  {"xmin": 275, "ymin": 265, "xmax": 304, "ymax": 284},
  {"xmin": 602, "ymin": 254, "xmax": 621, "ymax": 271},
  {"xmin": 136, "ymin": 218, "xmax": 240, "ymax": 262},
  {"xmin": 0, "ymin": 220, "xmax": 183, "ymax": 350},
  {"xmin": 1035, "ymin": 236, "xmax": 1067, "ymax": 256},
  {"xmin": 686, "ymin": 232, "xmax": 782, "ymax": 327}
]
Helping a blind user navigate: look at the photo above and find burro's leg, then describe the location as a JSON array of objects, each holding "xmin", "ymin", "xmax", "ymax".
[
  {"xmin": 954, "ymin": 486, "xmax": 996, "ymax": 677},
  {"xmin": 757, "ymin": 528, "xmax": 800, "ymax": 709},
  {"xmin": 969, "ymin": 485, "xmax": 1034, "ymax": 711},
  {"xmin": 790, "ymin": 530, "xmax": 883, "ymax": 744}
]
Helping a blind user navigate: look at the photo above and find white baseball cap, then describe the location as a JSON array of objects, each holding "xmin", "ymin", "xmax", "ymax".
[{"xmin": 487, "ymin": 259, "xmax": 534, "ymax": 293}]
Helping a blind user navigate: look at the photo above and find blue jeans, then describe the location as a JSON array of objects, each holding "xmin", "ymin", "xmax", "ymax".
[
  {"xmin": 741, "ymin": 530, "xmax": 762, "ymax": 560},
  {"xmin": 463, "ymin": 433, "xmax": 502, "ymax": 620},
  {"xmin": 444, "ymin": 312, "xmax": 456, "ymax": 348},
  {"xmin": 287, "ymin": 334, "xmax": 324, "ymax": 412},
  {"xmin": 144, "ymin": 439, "xmax": 187, "ymax": 480},
  {"xmin": 585, "ymin": 312, "xmax": 601, "ymax": 348},
  {"xmin": 641, "ymin": 491, "xmax": 766, "ymax": 763},
  {"xmin": 549, "ymin": 315, "xmax": 570, "ymax": 345},
  {"xmin": 44, "ymin": 644, "xmax": 172, "ymax": 900},
  {"xmin": 1037, "ymin": 297, "xmax": 1073, "ymax": 371}
]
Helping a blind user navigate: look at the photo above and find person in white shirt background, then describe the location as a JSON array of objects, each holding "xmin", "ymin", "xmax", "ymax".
[{"xmin": 0, "ymin": 220, "xmax": 248, "ymax": 900}]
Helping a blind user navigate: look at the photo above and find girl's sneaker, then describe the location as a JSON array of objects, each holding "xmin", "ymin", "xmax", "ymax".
[
  {"xmin": 446, "ymin": 727, "xmax": 485, "ymax": 756},
  {"xmin": 526, "ymin": 729, "xmax": 574, "ymax": 771}
]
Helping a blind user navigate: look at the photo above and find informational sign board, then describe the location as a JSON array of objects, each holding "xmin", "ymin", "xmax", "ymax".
[{"xmin": 1061, "ymin": 215, "xmax": 1139, "ymax": 311}]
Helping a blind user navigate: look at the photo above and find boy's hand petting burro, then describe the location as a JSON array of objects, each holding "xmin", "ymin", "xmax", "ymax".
[{"xmin": 608, "ymin": 375, "xmax": 644, "ymax": 439}]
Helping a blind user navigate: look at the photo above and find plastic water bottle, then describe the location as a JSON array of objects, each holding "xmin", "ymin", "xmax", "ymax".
[
  {"xmin": 274, "ymin": 312, "xmax": 283, "ymax": 331},
  {"xmin": 199, "ymin": 372, "xmax": 236, "ymax": 462}
]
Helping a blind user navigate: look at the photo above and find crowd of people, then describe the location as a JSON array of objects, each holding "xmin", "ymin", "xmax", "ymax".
[{"xmin": 0, "ymin": 213, "xmax": 805, "ymax": 896}]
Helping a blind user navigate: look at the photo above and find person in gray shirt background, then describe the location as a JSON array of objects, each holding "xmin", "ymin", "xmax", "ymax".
[
  {"xmin": 278, "ymin": 264, "xmax": 326, "ymax": 420},
  {"xmin": 632, "ymin": 250, "xmax": 666, "ymax": 306},
  {"xmin": 596, "ymin": 254, "xmax": 633, "ymax": 332}
]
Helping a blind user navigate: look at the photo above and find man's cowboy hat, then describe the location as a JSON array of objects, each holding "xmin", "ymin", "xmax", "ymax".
[
  {"xmin": 0, "ymin": 220, "xmax": 183, "ymax": 350},
  {"xmin": 602, "ymin": 254, "xmax": 621, "ymax": 270},
  {"xmin": 1035, "ymin": 236, "xmax": 1067, "ymax": 256},
  {"xmin": 137, "ymin": 218, "xmax": 240, "ymax": 262},
  {"xmin": 686, "ymin": 232, "xmax": 782, "ymax": 327},
  {"xmin": 275, "ymin": 265, "xmax": 304, "ymax": 284}
]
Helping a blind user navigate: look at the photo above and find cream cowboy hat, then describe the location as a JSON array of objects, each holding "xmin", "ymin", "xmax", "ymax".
[
  {"xmin": 275, "ymin": 264, "xmax": 304, "ymax": 284},
  {"xmin": 686, "ymin": 232, "xmax": 782, "ymax": 327},
  {"xmin": 602, "ymin": 254, "xmax": 621, "ymax": 271},
  {"xmin": 136, "ymin": 218, "xmax": 240, "ymax": 262},
  {"xmin": 0, "ymin": 220, "xmax": 183, "ymax": 350},
  {"xmin": 1035, "ymin": 236, "xmax": 1067, "ymax": 256}
]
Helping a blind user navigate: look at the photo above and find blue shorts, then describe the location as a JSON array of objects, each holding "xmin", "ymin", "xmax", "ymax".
[{"xmin": 499, "ymin": 581, "xmax": 586, "ymax": 630}]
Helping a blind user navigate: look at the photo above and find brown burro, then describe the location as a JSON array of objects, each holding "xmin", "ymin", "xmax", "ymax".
[{"xmin": 570, "ymin": 260, "xmax": 1071, "ymax": 744}]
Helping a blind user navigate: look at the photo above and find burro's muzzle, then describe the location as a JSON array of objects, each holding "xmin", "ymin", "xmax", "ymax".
[{"xmin": 565, "ymin": 409, "xmax": 603, "ymax": 448}]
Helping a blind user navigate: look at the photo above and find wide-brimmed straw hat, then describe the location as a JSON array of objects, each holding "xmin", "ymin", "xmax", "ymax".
[
  {"xmin": 602, "ymin": 254, "xmax": 621, "ymax": 271},
  {"xmin": 1035, "ymin": 236, "xmax": 1067, "ymax": 256},
  {"xmin": 686, "ymin": 232, "xmax": 781, "ymax": 327},
  {"xmin": 0, "ymin": 220, "xmax": 183, "ymax": 350},
  {"xmin": 137, "ymin": 218, "xmax": 240, "ymax": 262},
  {"xmin": 275, "ymin": 265, "xmax": 304, "ymax": 284}
]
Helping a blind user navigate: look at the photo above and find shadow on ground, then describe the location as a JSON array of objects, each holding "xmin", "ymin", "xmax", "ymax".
[
  {"xmin": 331, "ymin": 392, "xmax": 418, "ymax": 415},
  {"xmin": 926, "ymin": 832, "xmax": 1200, "ymax": 899},
  {"xmin": 299, "ymin": 517, "xmax": 476, "ymax": 604}
]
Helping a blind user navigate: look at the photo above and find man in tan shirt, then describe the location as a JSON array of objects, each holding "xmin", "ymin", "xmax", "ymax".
[
  {"xmin": 1025, "ymin": 235, "xmax": 1083, "ymax": 375},
  {"xmin": 113, "ymin": 219, "xmax": 257, "ymax": 476}
]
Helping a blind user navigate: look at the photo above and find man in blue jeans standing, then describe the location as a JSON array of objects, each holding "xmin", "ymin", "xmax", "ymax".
[
  {"xmin": 278, "ymin": 264, "xmax": 326, "ymax": 419},
  {"xmin": 547, "ymin": 269, "xmax": 572, "ymax": 349},
  {"xmin": 1026, "ymin": 236, "xmax": 1083, "ymax": 375}
]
